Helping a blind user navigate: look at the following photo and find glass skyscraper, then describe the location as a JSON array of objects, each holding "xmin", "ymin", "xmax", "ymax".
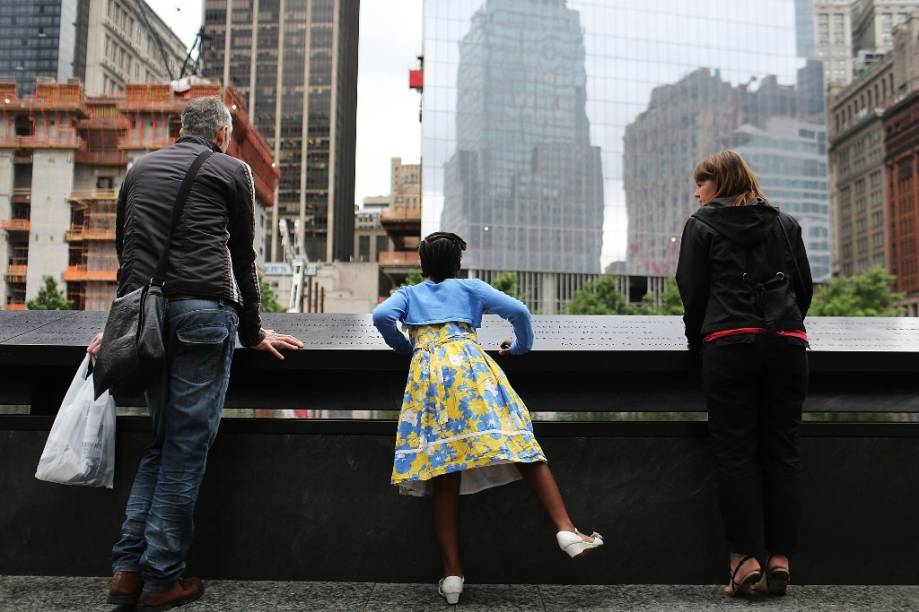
[
  {"xmin": 423, "ymin": 0, "xmax": 831, "ymax": 281},
  {"xmin": 0, "ymin": 0, "xmax": 88, "ymax": 95}
]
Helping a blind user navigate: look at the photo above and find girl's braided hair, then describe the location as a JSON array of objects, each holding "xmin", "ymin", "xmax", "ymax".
[{"xmin": 419, "ymin": 232, "xmax": 467, "ymax": 282}]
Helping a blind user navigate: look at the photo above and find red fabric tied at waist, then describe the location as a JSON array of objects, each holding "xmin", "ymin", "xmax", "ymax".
[{"xmin": 703, "ymin": 327, "xmax": 809, "ymax": 343}]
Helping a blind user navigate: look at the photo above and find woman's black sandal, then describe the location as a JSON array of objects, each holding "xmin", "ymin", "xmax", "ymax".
[
  {"xmin": 764, "ymin": 555, "xmax": 790, "ymax": 595},
  {"xmin": 726, "ymin": 555, "xmax": 762, "ymax": 597}
]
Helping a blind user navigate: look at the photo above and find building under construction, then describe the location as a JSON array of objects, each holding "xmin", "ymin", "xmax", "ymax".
[{"xmin": 0, "ymin": 79, "xmax": 279, "ymax": 311}]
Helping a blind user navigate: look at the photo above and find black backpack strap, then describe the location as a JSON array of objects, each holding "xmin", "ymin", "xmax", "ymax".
[
  {"xmin": 151, "ymin": 149, "xmax": 215, "ymax": 285},
  {"xmin": 776, "ymin": 214, "xmax": 806, "ymax": 304}
]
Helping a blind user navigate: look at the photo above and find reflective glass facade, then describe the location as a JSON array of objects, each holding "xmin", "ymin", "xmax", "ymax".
[{"xmin": 422, "ymin": 0, "xmax": 831, "ymax": 280}]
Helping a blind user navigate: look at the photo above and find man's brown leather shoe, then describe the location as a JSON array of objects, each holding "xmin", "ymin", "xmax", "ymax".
[
  {"xmin": 107, "ymin": 570, "xmax": 142, "ymax": 605},
  {"xmin": 136, "ymin": 577, "xmax": 204, "ymax": 611}
]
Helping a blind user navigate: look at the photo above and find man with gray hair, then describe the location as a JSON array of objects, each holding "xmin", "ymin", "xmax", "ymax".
[{"xmin": 87, "ymin": 95, "xmax": 302, "ymax": 610}]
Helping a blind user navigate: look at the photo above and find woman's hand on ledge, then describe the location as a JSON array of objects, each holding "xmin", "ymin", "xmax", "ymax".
[{"xmin": 498, "ymin": 339, "xmax": 513, "ymax": 357}]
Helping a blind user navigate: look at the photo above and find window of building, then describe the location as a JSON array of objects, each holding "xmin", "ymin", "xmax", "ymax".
[
  {"xmin": 375, "ymin": 235, "xmax": 389, "ymax": 256},
  {"xmin": 358, "ymin": 235, "xmax": 369, "ymax": 261},
  {"xmin": 14, "ymin": 114, "xmax": 33, "ymax": 137},
  {"xmin": 168, "ymin": 115, "xmax": 182, "ymax": 140}
]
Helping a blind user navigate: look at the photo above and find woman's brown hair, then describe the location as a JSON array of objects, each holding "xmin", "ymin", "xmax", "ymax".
[{"xmin": 693, "ymin": 150, "xmax": 769, "ymax": 206}]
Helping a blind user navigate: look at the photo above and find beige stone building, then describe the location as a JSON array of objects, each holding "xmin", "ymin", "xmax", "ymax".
[
  {"xmin": 379, "ymin": 157, "xmax": 421, "ymax": 289},
  {"xmin": 816, "ymin": 0, "xmax": 919, "ymax": 85},
  {"xmin": 353, "ymin": 206, "xmax": 390, "ymax": 264},
  {"xmin": 262, "ymin": 261, "xmax": 381, "ymax": 313},
  {"xmin": 816, "ymin": 0, "xmax": 858, "ymax": 84},
  {"xmin": 83, "ymin": 0, "xmax": 188, "ymax": 96},
  {"xmin": 0, "ymin": 0, "xmax": 187, "ymax": 97}
]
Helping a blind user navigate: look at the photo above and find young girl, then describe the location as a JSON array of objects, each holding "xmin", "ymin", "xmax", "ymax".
[{"xmin": 372, "ymin": 232, "xmax": 603, "ymax": 605}]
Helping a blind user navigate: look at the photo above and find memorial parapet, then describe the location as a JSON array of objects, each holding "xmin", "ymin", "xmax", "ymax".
[
  {"xmin": 1, "ymin": 312, "xmax": 918, "ymax": 417},
  {"xmin": 0, "ymin": 312, "xmax": 917, "ymax": 584}
]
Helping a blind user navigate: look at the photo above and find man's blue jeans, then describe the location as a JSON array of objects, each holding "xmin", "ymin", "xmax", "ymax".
[{"xmin": 112, "ymin": 299, "xmax": 238, "ymax": 592}]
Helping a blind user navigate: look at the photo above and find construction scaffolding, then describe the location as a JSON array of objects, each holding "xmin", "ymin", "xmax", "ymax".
[{"xmin": 0, "ymin": 80, "xmax": 279, "ymax": 311}]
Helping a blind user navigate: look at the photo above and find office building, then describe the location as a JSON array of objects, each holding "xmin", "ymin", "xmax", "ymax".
[
  {"xmin": 202, "ymin": 0, "xmax": 360, "ymax": 263},
  {"xmin": 84, "ymin": 0, "xmax": 188, "ymax": 95},
  {"xmin": 827, "ymin": 12, "xmax": 919, "ymax": 277},
  {"xmin": 0, "ymin": 0, "xmax": 186, "ymax": 96}
]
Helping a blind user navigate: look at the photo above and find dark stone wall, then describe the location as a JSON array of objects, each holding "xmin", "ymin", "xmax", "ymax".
[{"xmin": 2, "ymin": 423, "xmax": 917, "ymax": 584}]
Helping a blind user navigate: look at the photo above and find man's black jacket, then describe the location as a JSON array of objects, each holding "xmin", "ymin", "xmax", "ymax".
[
  {"xmin": 116, "ymin": 135, "xmax": 265, "ymax": 347},
  {"xmin": 675, "ymin": 198, "xmax": 813, "ymax": 350}
]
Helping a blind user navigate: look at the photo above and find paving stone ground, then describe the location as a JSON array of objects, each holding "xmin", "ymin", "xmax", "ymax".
[{"xmin": 1, "ymin": 577, "xmax": 918, "ymax": 612}]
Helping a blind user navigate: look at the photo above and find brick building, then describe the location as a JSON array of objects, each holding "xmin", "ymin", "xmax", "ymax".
[{"xmin": 884, "ymin": 90, "xmax": 919, "ymax": 313}]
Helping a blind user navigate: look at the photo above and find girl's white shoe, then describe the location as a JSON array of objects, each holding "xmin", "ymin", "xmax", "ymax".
[
  {"xmin": 556, "ymin": 529, "xmax": 604, "ymax": 559},
  {"xmin": 438, "ymin": 575, "xmax": 464, "ymax": 605}
]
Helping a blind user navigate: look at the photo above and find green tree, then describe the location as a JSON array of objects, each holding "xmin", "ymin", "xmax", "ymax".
[
  {"xmin": 568, "ymin": 275, "xmax": 634, "ymax": 314},
  {"xmin": 658, "ymin": 278, "xmax": 684, "ymax": 315},
  {"xmin": 490, "ymin": 271, "xmax": 528, "ymax": 302},
  {"xmin": 810, "ymin": 266, "xmax": 905, "ymax": 316},
  {"xmin": 258, "ymin": 274, "xmax": 286, "ymax": 313},
  {"xmin": 634, "ymin": 278, "xmax": 684, "ymax": 315},
  {"xmin": 632, "ymin": 291, "xmax": 659, "ymax": 315},
  {"xmin": 27, "ymin": 276, "xmax": 70, "ymax": 310},
  {"xmin": 402, "ymin": 269, "xmax": 424, "ymax": 286}
]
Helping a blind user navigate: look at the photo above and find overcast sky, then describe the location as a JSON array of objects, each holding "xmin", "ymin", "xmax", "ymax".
[{"xmin": 147, "ymin": 0, "xmax": 423, "ymax": 206}]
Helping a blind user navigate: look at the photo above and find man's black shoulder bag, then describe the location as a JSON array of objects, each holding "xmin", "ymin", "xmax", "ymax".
[{"xmin": 93, "ymin": 149, "xmax": 214, "ymax": 399}]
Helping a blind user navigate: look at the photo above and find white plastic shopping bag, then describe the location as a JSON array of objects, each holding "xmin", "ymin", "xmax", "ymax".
[{"xmin": 35, "ymin": 355, "xmax": 116, "ymax": 488}]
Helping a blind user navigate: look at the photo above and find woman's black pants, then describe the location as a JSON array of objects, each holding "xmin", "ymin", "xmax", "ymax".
[{"xmin": 702, "ymin": 335, "xmax": 808, "ymax": 556}]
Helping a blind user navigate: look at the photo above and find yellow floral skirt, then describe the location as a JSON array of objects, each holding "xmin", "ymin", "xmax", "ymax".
[{"xmin": 391, "ymin": 322, "xmax": 546, "ymax": 497}]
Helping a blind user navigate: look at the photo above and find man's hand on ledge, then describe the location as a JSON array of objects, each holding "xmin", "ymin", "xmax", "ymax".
[
  {"xmin": 252, "ymin": 329, "xmax": 304, "ymax": 361},
  {"xmin": 87, "ymin": 332, "xmax": 103, "ymax": 358}
]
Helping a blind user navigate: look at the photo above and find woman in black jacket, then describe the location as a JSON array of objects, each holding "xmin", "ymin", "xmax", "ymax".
[{"xmin": 676, "ymin": 150, "xmax": 813, "ymax": 597}]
